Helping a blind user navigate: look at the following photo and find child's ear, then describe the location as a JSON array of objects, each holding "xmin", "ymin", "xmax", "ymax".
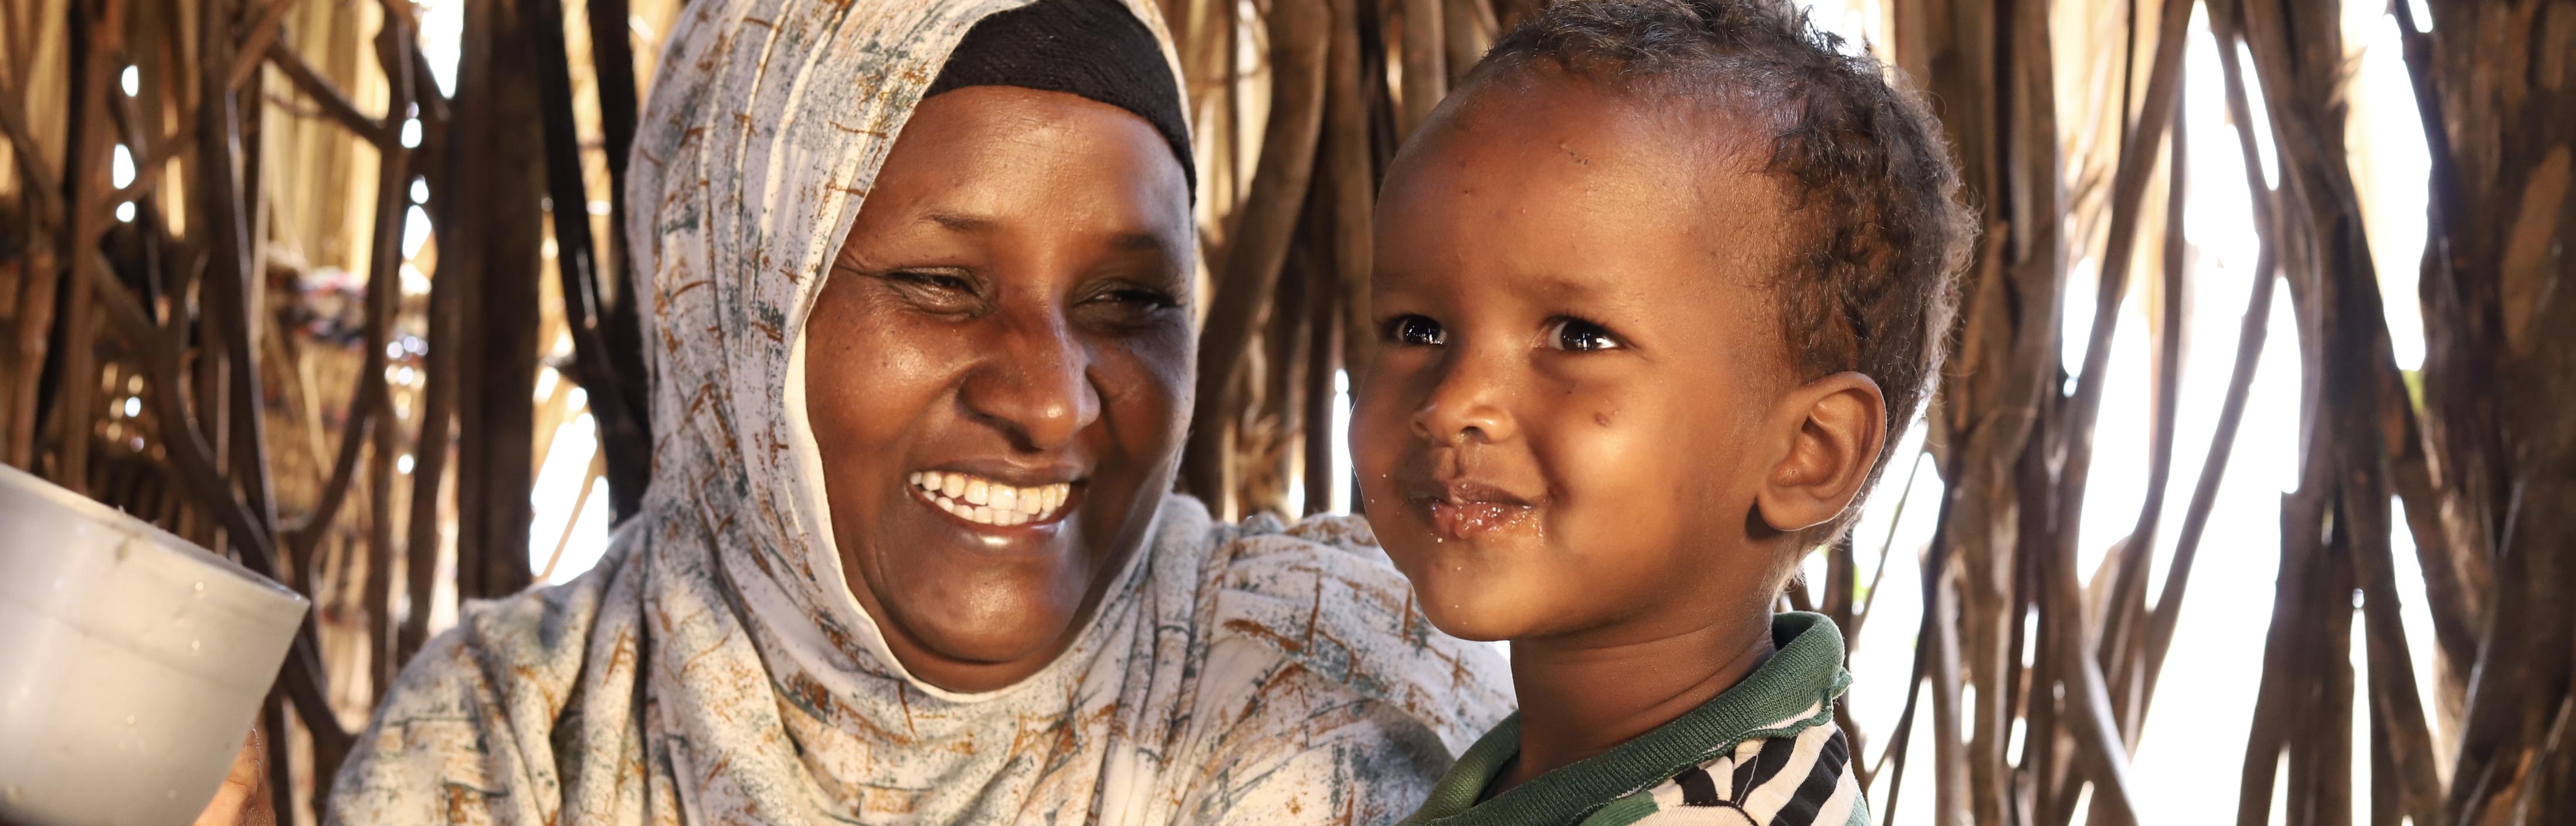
[{"xmin": 1756, "ymin": 372, "xmax": 1888, "ymax": 533}]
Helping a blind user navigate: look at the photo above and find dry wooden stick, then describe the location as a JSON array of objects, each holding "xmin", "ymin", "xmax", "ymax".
[
  {"xmin": 534, "ymin": 451, "xmax": 603, "ymax": 583},
  {"xmin": 98, "ymin": 126, "xmax": 192, "ymax": 215},
  {"xmin": 2142, "ymin": 12, "xmax": 2275, "ymax": 696},
  {"xmin": 2046, "ymin": 0, "xmax": 2189, "ymax": 567},
  {"xmin": 80, "ymin": 248, "xmax": 354, "ymax": 770},
  {"xmin": 0, "ymin": 73, "xmax": 65, "ymax": 229},
  {"xmin": 1849, "ymin": 448, "xmax": 1925, "ymax": 638},
  {"xmin": 1441, "ymin": 0, "xmax": 1495, "ymax": 87},
  {"xmin": 2094, "ymin": 83, "xmax": 2188, "ymax": 756},
  {"xmin": 2382, "ymin": 0, "xmax": 2486, "ymax": 705},
  {"xmin": 1179, "ymin": 0, "xmax": 1331, "ymax": 509},
  {"xmin": 56, "ymin": 0, "xmax": 134, "ymax": 497},
  {"xmin": 2, "ymin": 67, "xmax": 66, "ymax": 470},
  {"xmin": 2347, "ymin": 444, "xmax": 2449, "ymax": 826},
  {"xmin": 222, "ymin": 0, "xmax": 300, "ymax": 91},
  {"xmin": 361, "ymin": 13, "xmax": 416, "ymax": 705},
  {"xmin": 398, "ymin": 82, "xmax": 458, "ymax": 665},
  {"xmin": 1327, "ymin": 0, "xmax": 1377, "ymax": 390},
  {"xmin": 1926, "ymin": 568, "xmax": 1969, "ymax": 826},
  {"xmin": 1397, "ymin": 0, "xmax": 1444, "ymax": 137},
  {"xmin": 264, "ymin": 41, "xmax": 386, "ymax": 145}
]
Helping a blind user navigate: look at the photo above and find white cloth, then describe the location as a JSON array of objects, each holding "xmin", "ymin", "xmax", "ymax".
[{"xmin": 325, "ymin": 1, "xmax": 1511, "ymax": 822}]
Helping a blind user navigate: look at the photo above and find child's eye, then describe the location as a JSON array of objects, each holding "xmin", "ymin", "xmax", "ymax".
[
  {"xmin": 1387, "ymin": 314, "xmax": 1446, "ymax": 346},
  {"xmin": 1546, "ymin": 317, "xmax": 1623, "ymax": 352}
]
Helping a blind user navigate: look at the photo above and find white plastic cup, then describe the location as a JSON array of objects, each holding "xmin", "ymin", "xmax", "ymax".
[{"xmin": 0, "ymin": 463, "xmax": 310, "ymax": 826}]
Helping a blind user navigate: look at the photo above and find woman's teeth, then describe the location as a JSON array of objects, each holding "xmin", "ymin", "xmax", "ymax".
[{"xmin": 908, "ymin": 471, "xmax": 1071, "ymax": 527}]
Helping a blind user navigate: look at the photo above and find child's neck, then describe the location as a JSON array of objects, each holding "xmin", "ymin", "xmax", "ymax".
[{"xmin": 1494, "ymin": 605, "xmax": 1779, "ymax": 795}]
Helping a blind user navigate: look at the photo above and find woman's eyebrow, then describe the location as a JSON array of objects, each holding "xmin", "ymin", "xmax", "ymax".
[
  {"xmin": 919, "ymin": 212, "xmax": 1166, "ymax": 255},
  {"xmin": 923, "ymin": 211, "xmax": 995, "ymax": 234},
  {"xmin": 1108, "ymin": 231, "xmax": 1167, "ymax": 252}
]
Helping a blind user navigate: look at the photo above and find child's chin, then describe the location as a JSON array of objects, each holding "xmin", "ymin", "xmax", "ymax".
[{"xmin": 1411, "ymin": 586, "xmax": 1535, "ymax": 643}]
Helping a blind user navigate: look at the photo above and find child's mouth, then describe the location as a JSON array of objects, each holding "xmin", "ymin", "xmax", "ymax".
[
  {"xmin": 1411, "ymin": 479, "xmax": 1543, "ymax": 541},
  {"xmin": 1426, "ymin": 500, "xmax": 1538, "ymax": 540}
]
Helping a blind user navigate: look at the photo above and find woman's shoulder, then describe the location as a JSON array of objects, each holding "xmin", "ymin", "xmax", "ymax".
[
  {"xmin": 330, "ymin": 546, "xmax": 644, "ymax": 824},
  {"xmin": 1153, "ymin": 498, "xmax": 1513, "ymax": 756}
]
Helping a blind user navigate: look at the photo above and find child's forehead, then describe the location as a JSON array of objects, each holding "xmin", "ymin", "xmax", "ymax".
[
  {"xmin": 1435, "ymin": 66, "xmax": 1778, "ymax": 164},
  {"xmin": 1407, "ymin": 77, "xmax": 1781, "ymax": 213},
  {"xmin": 1393, "ymin": 78, "xmax": 1794, "ymax": 258}
]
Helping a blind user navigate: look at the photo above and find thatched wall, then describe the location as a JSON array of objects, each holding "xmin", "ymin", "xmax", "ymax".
[{"xmin": 1, "ymin": 0, "xmax": 2568, "ymax": 822}]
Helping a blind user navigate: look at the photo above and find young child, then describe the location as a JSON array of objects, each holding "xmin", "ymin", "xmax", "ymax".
[{"xmin": 1352, "ymin": 1, "xmax": 1971, "ymax": 824}]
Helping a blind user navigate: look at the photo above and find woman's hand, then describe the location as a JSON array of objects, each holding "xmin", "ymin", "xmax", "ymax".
[{"xmin": 191, "ymin": 727, "xmax": 276, "ymax": 826}]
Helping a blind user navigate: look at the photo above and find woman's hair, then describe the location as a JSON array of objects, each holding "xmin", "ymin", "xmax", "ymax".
[
  {"xmin": 928, "ymin": 0, "xmax": 1195, "ymax": 192},
  {"xmin": 1469, "ymin": 0, "xmax": 1974, "ymax": 509}
]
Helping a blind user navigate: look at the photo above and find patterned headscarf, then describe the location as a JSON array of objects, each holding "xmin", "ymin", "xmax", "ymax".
[{"xmin": 327, "ymin": 1, "xmax": 1512, "ymax": 824}]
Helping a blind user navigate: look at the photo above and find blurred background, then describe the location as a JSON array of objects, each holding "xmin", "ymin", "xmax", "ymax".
[{"xmin": 0, "ymin": 0, "xmax": 2569, "ymax": 823}]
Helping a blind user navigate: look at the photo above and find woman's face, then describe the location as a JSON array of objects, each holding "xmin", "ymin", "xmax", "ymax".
[{"xmin": 805, "ymin": 86, "xmax": 1194, "ymax": 693}]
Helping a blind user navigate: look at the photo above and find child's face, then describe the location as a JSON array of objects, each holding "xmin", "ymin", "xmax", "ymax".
[{"xmin": 1355, "ymin": 72, "xmax": 1805, "ymax": 644}]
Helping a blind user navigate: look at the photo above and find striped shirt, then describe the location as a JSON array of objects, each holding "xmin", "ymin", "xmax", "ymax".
[
  {"xmin": 1620, "ymin": 695, "xmax": 1864, "ymax": 825},
  {"xmin": 1400, "ymin": 612, "xmax": 1866, "ymax": 826}
]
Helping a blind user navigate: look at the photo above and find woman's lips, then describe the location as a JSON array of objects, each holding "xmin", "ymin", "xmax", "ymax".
[{"xmin": 908, "ymin": 470, "xmax": 1075, "ymax": 528}]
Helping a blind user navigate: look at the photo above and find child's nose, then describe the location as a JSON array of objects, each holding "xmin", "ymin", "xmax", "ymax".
[{"xmin": 1410, "ymin": 357, "xmax": 1517, "ymax": 445}]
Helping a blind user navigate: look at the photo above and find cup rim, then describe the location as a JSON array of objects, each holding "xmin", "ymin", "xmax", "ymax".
[{"xmin": 0, "ymin": 463, "xmax": 307, "ymax": 610}]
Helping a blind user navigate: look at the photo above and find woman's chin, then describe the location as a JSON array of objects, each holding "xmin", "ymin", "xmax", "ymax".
[
  {"xmin": 871, "ymin": 589, "xmax": 1087, "ymax": 686},
  {"xmin": 913, "ymin": 619, "xmax": 1073, "ymax": 667}
]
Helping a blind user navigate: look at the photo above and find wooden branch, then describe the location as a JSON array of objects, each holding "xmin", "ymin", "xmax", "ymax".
[
  {"xmin": 99, "ymin": 128, "xmax": 195, "ymax": 215},
  {"xmin": 586, "ymin": 0, "xmax": 651, "ymax": 522},
  {"xmin": 81, "ymin": 249, "xmax": 354, "ymax": 769},
  {"xmin": 56, "ymin": 0, "xmax": 133, "ymax": 497},
  {"xmin": 447, "ymin": 0, "xmax": 549, "ymax": 600},
  {"xmin": 0, "ymin": 73, "xmax": 65, "ymax": 229},
  {"xmin": 2347, "ymin": 444, "xmax": 2449, "ymax": 826},
  {"xmin": 2048, "ymin": 0, "xmax": 2191, "ymax": 554},
  {"xmin": 289, "ymin": 385, "xmax": 376, "ymax": 559},
  {"xmin": 2143, "ymin": 16, "xmax": 2276, "ymax": 697},
  {"xmin": 1298, "ymin": 206, "xmax": 1339, "ymax": 517},
  {"xmin": 1179, "ymin": 0, "xmax": 1332, "ymax": 508},
  {"xmin": 1327, "ymin": 0, "xmax": 1379, "ymax": 400},
  {"xmin": 398, "ymin": 109, "xmax": 459, "ymax": 663},
  {"xmin": 2093, "ymin": 87, "xmax": 2190, "ymax": 763},
  {"xmin": 1397, "ymin": 0, "xmax": 1444, "ymax": 137},
  {"xmin": 1441, "ymin": 0, "xmax": 1495, "ymax": 87},
  {"xmin": 1926, "ymin": 554, "xmax": 1969, "ymax": 826},
  {"xmin": 263, "ymin": 42, "xmax": 386, "ymax": 144},
  {"xmin": 527, "ymin": 0, "xmax": 650, "ymax": 525},
  {"xmin": 223, "ymin": 0, "xmax": 301, "ymax": 91},
  {"xmin": 362, "ymin": 13, "xmax": 417, "ymax": 705},
  {"xmin": 1851, "ymin": 449, "xmax": 1925, "ymax": 637},
  {"xmin": 534, "ymin": 452, "xmax": 602, "ymax": 582}
]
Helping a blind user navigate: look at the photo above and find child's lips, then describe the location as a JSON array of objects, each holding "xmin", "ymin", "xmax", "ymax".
[
  {"xmin": 1426, "ymin": 500, "xmax": 1538, "ymax": 541},
  {"xmin": 1405, "ymin": 479, "xmax": 1545, "ymax": 541}
]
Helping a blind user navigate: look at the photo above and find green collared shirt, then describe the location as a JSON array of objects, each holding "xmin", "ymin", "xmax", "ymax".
[{"xmin": 1400, "ymin": 612, "xmax": 1867, "ymax": 826}]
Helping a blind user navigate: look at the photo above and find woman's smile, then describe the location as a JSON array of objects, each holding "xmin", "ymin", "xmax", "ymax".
[{"xmin": 906, "ymin": 468, "xmax": 1081, "ymax": 532}]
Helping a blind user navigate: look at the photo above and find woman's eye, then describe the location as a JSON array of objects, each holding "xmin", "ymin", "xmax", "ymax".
[
  {"xmin": 1546, "ymin": 318, "xmax": 1623, "ymax": 352},
  {"xmin": 881, "ymin": 269, "xmax": 980, "ymax": 312},
  {"xmin": 892, "ymin": 270, "xmax": 973, "ymax": 293},
  {"xmin": 1097, "ymin": 287, "xmax": 1181, "ymax": 310},
  {"xmin": 1389, "ymin": 315, "xmax": 1445, "ymax": 346}
]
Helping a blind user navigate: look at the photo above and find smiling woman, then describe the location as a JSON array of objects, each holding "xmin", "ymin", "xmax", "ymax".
[
  {"xmin": 300, "ymin": 1, "xmax": 1509, "ymax": 824},
  {"xmin": 802, "ymin": 80, "xmax": 1198, "ymax": 691}
]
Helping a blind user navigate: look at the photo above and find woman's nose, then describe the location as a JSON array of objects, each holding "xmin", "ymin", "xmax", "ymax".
[
  {"xmin": 1410, "ymin": 351, "xmax": 1516, "ymax": 446},
  {"xmin": 959, "ymin": 315, "xmax": 1099, "ymax": 451}
]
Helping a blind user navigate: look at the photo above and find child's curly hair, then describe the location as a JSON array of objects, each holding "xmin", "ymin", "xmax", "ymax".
[{"xmin": 1470, "ymin": 0, "xmax": 1974, "ymax": 527}]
